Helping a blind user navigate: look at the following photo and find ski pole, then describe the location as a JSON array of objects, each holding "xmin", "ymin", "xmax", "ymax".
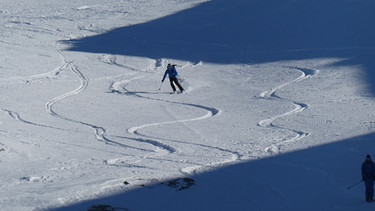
[
  {"xmin": 158, "ymin": 81, "xmax": 163, "ymax": 90},
  {"xmin": 347, "ymin": 179, "xmax": 363, "ymax": 189}
]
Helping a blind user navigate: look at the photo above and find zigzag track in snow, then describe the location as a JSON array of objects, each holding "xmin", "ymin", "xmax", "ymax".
[
  {"xmin": 108, "ymin": 60, "xmax": 246, "ymax": 176},
  {"xmin": 44, "ymin": 52, "xmax": 149, "ymax": 153},
  {"xmin": 110, "ymin": 74, "xmax": 221, "ymax": 155},
  {"xmin": 110, "ymin": 71, "xmax": 221, "ymax": 138},
  {"xmin": 45, "ymin": 62, "xmax": 87, "ymax": 119},
  {"xmin": 258, "ymin": 66, "xmax": 319, "ymax": 154},
  {"xmin": 108, "ymin": 59, "xmax": 221, "ymax": 136},
  {"xmin": 114, "ymin": 80, "xmax": 240, "ymax": 175},
  {"xmin": 0, "ymin": 51, "xmax": 71, "ymax": 130}
]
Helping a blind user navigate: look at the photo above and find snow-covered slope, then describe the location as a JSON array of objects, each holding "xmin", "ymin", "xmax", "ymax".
[{"xmin": 1, "ymin": 0, "xmax": 375, "ymax": 210}]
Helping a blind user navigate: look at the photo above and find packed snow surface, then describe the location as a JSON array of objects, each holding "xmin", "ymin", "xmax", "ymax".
[{"xmin": 1, "ymin": 0, "xmax": 375, "ymax": 210}]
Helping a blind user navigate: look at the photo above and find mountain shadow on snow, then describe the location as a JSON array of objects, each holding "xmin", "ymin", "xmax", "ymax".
[{"xmin": 63, "ymin": 0, "xmax": 375, "ymax": 95}]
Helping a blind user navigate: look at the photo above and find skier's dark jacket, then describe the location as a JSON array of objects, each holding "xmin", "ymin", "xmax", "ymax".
[
  {"xmin": 162, "ymin": 64, "xmax": 179, "ymax": 82},
  {"xmin": 362, "ymin": 159, "xmax": 375, "ymax": 180}
]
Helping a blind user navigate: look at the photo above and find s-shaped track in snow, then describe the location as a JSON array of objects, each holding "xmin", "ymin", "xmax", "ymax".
[
  {"xmin": 109, "ymin": 63, "xmax": 246, "ymax": 175},
  {"xmin": 258, "ymin": 66, "xmax": 319, "ymax": 154},
  {"xmin": 44, "ymin": 51, "xmax": 130, "ymax": 150}
]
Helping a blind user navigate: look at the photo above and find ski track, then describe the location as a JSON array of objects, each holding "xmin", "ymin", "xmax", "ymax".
[
  {"xmin": 0, "ymin": 55, "xmax": 69, "ymax": 85},
  {"xmin": 127, "ymin": 102, "xmax": 220, "ymax": 135},
  {"xmin": 0, "ymin": 108, "xmax": 66, "ymax": 131},
  {"xmin": 109, "ymin": 59, "xmax": 245, "ymax": 176},
  {"xmin": 41, "ymin": 53, "xmax": 178, "ymax": 169},
  {"xmin": 0, "ymin": 49, "xmax": 316, "ymax": 180},
  {"xmin": 44, "ymin": 52, "xmax": 152, "ymax": 154},
  {"xmin": 45, "ymin": 54, "xmax": 88, "ymax": 119},
  {"xmin": 14, "ymin": 51, "xmax": 239, "ymax": 181},
  {"xmin": 0, "ymin": 51, "xmax": 72, "ymax": 130},
  {"xmin": 258, "ymin": 66, "xmax": 319, "ymax": 154}
]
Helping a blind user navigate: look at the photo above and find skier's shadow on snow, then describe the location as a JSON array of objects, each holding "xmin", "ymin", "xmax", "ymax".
[
  {"xmin": 63, "ymin": 0, "xmax": 375, "ymax": 95},
  {"xmin": 109, "ymin": 90, "xmax": 170, "ymax": 95}
]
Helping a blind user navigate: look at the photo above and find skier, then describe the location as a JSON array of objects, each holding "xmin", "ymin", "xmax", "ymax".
[
  {"xmin": 361, "ymin": 154, "xmax": 375, "ymax": 202},
  {"xmin": 161, "ymin": 63, "xmax": 184, "ymax": 94}
]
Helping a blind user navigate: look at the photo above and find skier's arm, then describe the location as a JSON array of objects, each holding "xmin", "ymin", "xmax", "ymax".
[
  {"xmin": 362, "ymin": 164, "xmax": 366, "ymax": 180},
  {"xmin": 161, "ymin": 71, "xmax": 168, "ymax": 82}
]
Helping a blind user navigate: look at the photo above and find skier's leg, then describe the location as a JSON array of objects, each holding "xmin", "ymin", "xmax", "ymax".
[
  {"xmin": 370, "ymin": 180, "xmax": 374, "ymax": 200},
  {"xmin": 172, "ymin": 78, "xmax": 184, "ymax": 92},
  {"xmin": 365, "ymin": 180, "xmax": 373, "ymax": 201},
  {"xmin": 176, "ymin": 80, "xmax": 184, "ymax": 92},
  {"xmin": 169, "ymin": 78, "xmax": 176, "ymax": 92}
]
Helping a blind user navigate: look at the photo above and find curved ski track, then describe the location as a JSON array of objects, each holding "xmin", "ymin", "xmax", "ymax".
[
  {"xmin": 29, "ymin": 51, "xmax": 244, "ymax": 177},
  {"xmin": 109, "ymin": 59, "xmax": 245, "ymax": 175},
  {"xmin": 0, "ymin": 108, "xmax": 66, "ymax": 131},
  {"xmin": 258, "ymin": 66, "xmax": 319, "ymax": 154},
  {"xmin": 44, "ymin": 52, "xmax": 155, "ymax": 155},
  {"xmin": 0, "ymin": 51, "xmax": 77, "ymax": 131},
  {"xmin": 40, "ymin": 53, "xmax": 233, "ymax": 175}
]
